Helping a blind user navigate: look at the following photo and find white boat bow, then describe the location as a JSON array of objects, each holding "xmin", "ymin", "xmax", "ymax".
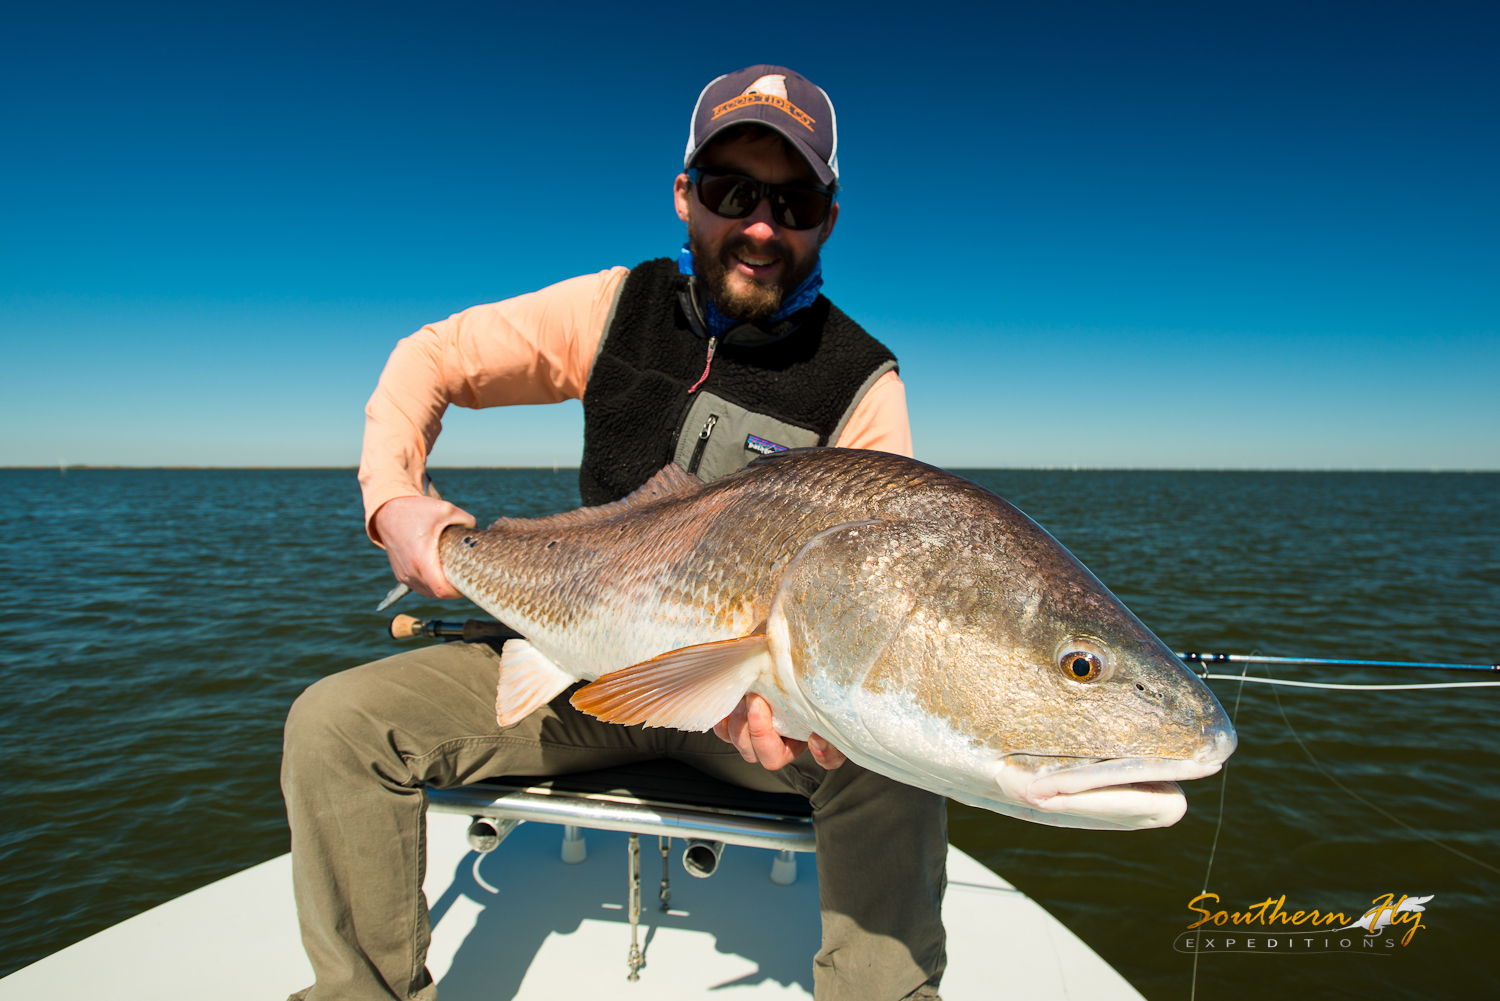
[{"xmin": 1, "ymin": 811, "xmax": 1144, "ymax": 1000}]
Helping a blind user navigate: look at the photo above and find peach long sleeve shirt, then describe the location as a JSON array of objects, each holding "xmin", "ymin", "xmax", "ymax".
[{"xmin": 358, "ymin": 267, "xmax": 912, "ymax": 542}]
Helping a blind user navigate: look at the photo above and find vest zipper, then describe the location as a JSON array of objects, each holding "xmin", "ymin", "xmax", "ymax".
[
  {"xmin": 687, "ymin": 335, "xmax": 718, "ymax": 394},
  {"xmin": 687, "ymin": 413, "xmax": 719, "ymax": 475}
]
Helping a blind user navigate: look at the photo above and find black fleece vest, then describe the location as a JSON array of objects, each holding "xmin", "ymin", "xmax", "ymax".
[{"xmin": 578, "ymin": 257, "xmax": 898, "ymax": 506}]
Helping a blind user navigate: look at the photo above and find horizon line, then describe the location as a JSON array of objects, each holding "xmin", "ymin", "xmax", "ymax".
[{"xmin": 6, "ymin": 465, "xmax": 1498, "ymax": 474}]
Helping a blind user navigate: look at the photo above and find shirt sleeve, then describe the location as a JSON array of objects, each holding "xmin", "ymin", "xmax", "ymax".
[
  {"xmin": 832, "ymin": 369, "xmax": 913, "ymax": 458},
  {"xmin": 358, "ymin": 267, "xmax": 629, "ymax": 543}
]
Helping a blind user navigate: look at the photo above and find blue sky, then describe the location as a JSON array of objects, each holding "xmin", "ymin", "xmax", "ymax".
[{"xmin": 3, "ymin": 1, "xmax": 1495, "ymax": 469}]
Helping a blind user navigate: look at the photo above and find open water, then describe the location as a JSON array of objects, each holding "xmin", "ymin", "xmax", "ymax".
[{"xmin": 1, "ymin": 467, "xmax": 1496, "ymax": 999}]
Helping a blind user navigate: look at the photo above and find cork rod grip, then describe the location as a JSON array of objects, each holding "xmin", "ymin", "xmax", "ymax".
[{"xmin": 389, "ymin": 614, "xmax": 423, "ymax": 640}]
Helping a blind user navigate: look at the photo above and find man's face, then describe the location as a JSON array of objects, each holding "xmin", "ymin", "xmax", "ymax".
[{"xmin": 673, "ymin": 131, "xmax": 839, "ymax": 323}]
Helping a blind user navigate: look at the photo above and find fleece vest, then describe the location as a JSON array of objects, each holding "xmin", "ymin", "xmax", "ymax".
[{"xmin": 578, "ymin": 257, "xmax": 898, "ymax": 506}]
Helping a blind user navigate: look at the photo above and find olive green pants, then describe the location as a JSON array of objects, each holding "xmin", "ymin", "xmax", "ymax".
[{"xmin": 281, "ymin": 640, "xmax": 947, "ymax": 1001}]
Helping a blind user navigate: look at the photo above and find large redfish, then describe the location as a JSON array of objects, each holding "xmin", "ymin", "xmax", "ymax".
[{"xmin": 438, "ymin": 449, "xmax": 1236, "ymax": 830}]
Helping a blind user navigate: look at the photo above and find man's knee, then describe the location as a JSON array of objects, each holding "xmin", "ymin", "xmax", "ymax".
[{"xmin": 283, "ymin": 663, "xmax": 391, "ymax": 771}]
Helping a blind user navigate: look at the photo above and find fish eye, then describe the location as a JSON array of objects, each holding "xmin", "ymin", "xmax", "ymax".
[
  {"xmin": 1055, "ymin": 639, "xmax": 1110, "ymax": 683},
  {"xmin": 1061, "ymin": 651, "xmax": 1102, "ymax": 682}
]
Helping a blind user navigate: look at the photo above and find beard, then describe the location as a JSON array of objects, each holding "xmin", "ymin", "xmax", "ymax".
[{"xmin": 687, "ymin": 219, "xmax": 819, "ymax": 324}]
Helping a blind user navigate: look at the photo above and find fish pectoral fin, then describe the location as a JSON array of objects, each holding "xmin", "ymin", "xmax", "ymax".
[
  {"xmin": 496, "ymin": 641, "xmax": 578, "ymax": 727},
  {"xmin": 570, "ymin": 636, "xmax": 771, "ymax": 732}
]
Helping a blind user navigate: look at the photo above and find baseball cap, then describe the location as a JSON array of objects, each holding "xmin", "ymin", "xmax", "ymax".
[{"xmin": 683, "ymin": 65, "xmax": 839, "ymax": 187}]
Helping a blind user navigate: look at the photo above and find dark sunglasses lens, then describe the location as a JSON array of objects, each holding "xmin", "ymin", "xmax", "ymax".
[
  {"xmin": 698, "ymin": 175, "xmax": 759, "ymax": 219},
  {"xmin": 772, "ymin": 188, "xmax": 832, "ymax": 229}
]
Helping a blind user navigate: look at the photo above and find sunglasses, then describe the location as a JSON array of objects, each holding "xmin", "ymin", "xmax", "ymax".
[{"xmin": 688, "ymin": 168, "xmax": 835, "ymax": 230}]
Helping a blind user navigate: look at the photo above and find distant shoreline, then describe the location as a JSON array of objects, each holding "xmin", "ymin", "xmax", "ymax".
[{"xmin": 4, "ymin": 465, "xmax": 1496, "ymax": 474}]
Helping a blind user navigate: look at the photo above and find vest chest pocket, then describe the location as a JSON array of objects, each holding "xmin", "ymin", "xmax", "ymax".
[{"xmin": 671, "ymin": 390, "xmax": 822, "ymax": 483}]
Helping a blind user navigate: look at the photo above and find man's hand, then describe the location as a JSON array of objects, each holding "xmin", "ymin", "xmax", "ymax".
[
  {"xmin": 371, "ymin": 495, "xmax": 477, "ymax": 600},
  {"xmin": 713, "ymin": 693, "xmax": 846, "ymax": 771}
]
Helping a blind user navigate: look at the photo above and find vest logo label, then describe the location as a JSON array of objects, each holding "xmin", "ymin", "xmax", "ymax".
[
  {"xmin": 711, "ymin": 75, "xmax": 816, "ymax": 132},
  {"xmin": 744, "ymin": 434, "xmax": 789, "ymax": 456}
]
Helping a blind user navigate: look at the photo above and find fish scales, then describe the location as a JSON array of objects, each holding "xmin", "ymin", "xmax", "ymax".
[
  {"xmin": 438, "ymin": 448, "xmax": 1236, "ymax": 831},
  {"xmin": 443, "ymin": 452, "xmax": 930, "ymax": 668}
]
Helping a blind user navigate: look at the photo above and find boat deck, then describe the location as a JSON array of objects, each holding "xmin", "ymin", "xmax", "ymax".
[{"xmin": 1, "ymin": 811, "xmax": 1144, "ymax": 1000}]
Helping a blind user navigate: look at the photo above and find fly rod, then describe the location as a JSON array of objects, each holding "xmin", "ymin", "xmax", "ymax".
[
  {"xmin": 1175, "ymin": 652, "xmax": 1498, "ymax": 673},
  {"xmin": 1178, "ymin": 652, "xmax": 1500, "ymax": 691},
  {"xmin": 384, "ymin": 622, "xmax": 1500, "ymax": 672},
  {"xmin": 385, "ymin": 626, "xmax": 1498, "ymax": 673},
  {"xmin": 384, "ymin": 621, "xmax": 1500, "ymax": 691},
  {"xmin": 388, "ymin": 615, "xmax": 522, "ymax": 642}
]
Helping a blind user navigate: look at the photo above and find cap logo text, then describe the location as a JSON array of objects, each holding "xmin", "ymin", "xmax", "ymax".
[{"xmin": 711, "ymin": 74, "xmax": 816, "ymax": 132}]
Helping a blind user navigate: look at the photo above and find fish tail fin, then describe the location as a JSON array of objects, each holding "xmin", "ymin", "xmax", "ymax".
[
  {"xmin": 571, "ymin": 635, "xmax": 770, "ymax": 731},
  {"xmin": 375, "ymin": 582, "xmax": 410, "ymax": 612},
  {"xmin": 497, "ymin": 641, "xmax": 577, "ymax": 727}
]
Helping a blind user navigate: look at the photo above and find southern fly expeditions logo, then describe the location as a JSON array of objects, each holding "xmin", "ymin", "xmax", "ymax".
[
  {"xmin": 711, "ymin": 74, "xmax": 817, "ymax": 132},
  {"xmin": 1173, "ymin": 892, "xmax": 1435, "ymax": 954}
]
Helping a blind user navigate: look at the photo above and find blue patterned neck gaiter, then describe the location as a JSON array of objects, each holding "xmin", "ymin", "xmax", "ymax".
[{"xmin": 677, "ymin": 243, "xmax": 824, "ymax": 339}]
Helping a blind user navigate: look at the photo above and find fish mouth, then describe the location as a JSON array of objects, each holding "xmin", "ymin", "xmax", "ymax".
[
  {"xmin": 1024, "ymin": 755, "xmax": 1224, "ymax": 799},
  {"xmin": 994, "ymin": 755, "xmax": 1226, "ymax": 830}
]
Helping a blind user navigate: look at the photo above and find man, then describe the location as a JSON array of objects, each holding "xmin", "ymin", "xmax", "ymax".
[{"xmin": 282, "ymin": 65, "xmax": 947, "ymax": 1001}]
